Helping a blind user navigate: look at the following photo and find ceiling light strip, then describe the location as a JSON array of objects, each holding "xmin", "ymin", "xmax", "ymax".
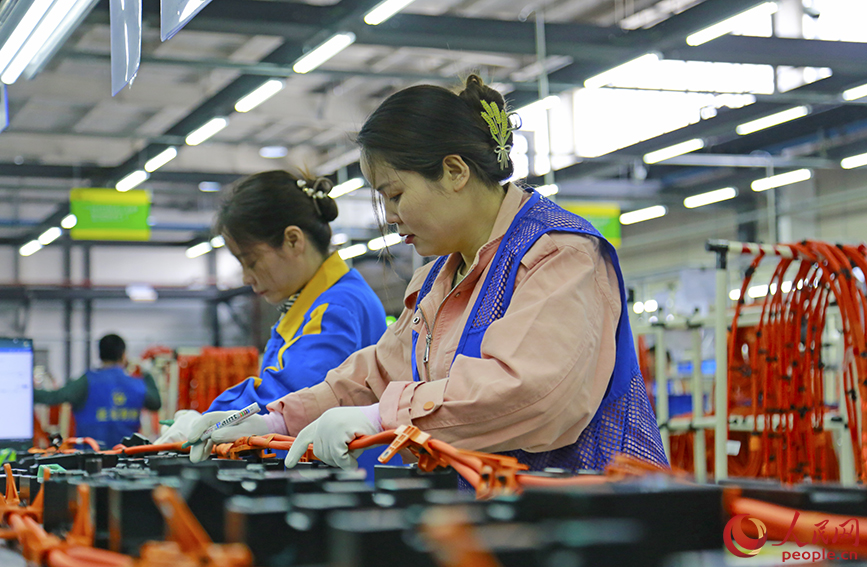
[
  {"xmin": 751, "ymin": 169, "xmax": 812, "ymax": 192},
  {"xmin": 643, "ymin": 138, "xmax": 704, "ymax": 165},
  {"xmin": 735, "ymin": 106, "xmax": 810, "ymax": 136},
  {"xmin": 293, "ymin": 33, "xmax": 355, "ymax": 74}
]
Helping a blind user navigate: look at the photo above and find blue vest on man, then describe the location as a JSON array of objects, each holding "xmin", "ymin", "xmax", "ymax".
[
  {"xmin": 74, "ymin": 366, "xmax": 146, "ymax": 446},
  {"xmin": 413, "ymin": 189, "xmax": 668, "ymax": 472}
]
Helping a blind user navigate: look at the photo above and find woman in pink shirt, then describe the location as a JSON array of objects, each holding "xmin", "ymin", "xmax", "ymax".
[{"xmin": 187, "ymin": 75, "xmax": 667, "ymax": 473}]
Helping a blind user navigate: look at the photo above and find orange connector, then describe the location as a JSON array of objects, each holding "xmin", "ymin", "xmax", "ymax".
[
  {"xmin": 59, "ymin": 437, "xmax": 101, "ymax": 452},
  {"xmin": 421, "ymin": 506, "xmax": 504, "ymax": 567},
  {"xmin": 378, "ymin": 425, "xmax": 449, "ymax": 471},
  {"xmin": 452, "ymin": 449, "xmax": 528, "ymax": 499},
  {"xmin": 66, "ymin": 484, "xmax": 94, "ymax": 548},
  {"xmin": 223, "ymin": 435, "xmax": 280, "ymax": 461},
  {"xmin": 140, "ymin": 485, "xmax": 253, "ymax": 567},
  {"xmin": 1, "ymin": 463, "xmax": 46, "ymax": 523}
]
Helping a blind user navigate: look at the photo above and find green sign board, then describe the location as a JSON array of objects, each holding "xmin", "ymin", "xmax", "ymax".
[
  {"xmin": 561, "ymin": 201, "xmax": 622, "ymax": 248},
  {"xmin": 69, "ymin": 188, "xmax": 151, "ymax": 241}
]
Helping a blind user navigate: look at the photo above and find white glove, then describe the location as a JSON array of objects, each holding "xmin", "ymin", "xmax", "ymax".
[
  {"xmin": 284, "ymin": 405, "xmax": 383, "ymax": 470},
  {"xmin": 187, "ymin": 411, "xmax": 271, "ymax": 463},
  {"xmin": 154, "ymin": 410, "xmax": 201, "ymax": 445}
]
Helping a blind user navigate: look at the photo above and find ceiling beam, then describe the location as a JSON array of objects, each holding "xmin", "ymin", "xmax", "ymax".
[
  {"xmin": 96, "ymin": 0, "xmax": 387, "ymax": 186},
  {"xmin": 668, "ymin": 36, "xmax": 867, "ymax": 77}
]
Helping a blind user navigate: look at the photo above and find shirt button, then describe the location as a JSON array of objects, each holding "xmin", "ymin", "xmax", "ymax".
[{"xmin": 423, "ymin": 401, "xmax": 435, "ymax": 411}]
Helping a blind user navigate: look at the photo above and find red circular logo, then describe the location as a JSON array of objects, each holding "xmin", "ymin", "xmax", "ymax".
[{"xmin": 724, "ymin": 514, "xmax": 768, "ymax": 557}]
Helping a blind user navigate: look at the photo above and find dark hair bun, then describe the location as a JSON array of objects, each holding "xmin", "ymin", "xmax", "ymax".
[
  {"xmin": 316, "ymin": 194, "xmax": 339, "ymax": 224},
  {"xmin": 215, "ymin": 169, "xmax": 335, "ymax": 257},
  {"xmin": 458, "ymin": 74, "xmax": 508, "ymax": 116},
  {"xmin": 357, "ymin": 76, "xmax": 516, "ymax": 188},
  {"xmin": 299, "ymin": 176, "xmax": 339, "ymax": 223},
  {"xmin": 318, "ymin": 196, "xmax": 339, "ymax": 223}
]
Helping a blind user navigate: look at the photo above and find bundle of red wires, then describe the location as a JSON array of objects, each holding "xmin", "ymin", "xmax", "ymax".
[{"xmin": 726, "ymin": 241, "xmax": 867, "ymax": 483}]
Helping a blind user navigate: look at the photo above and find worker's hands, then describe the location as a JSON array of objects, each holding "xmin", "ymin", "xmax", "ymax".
[
  {"xmin": 155, "ymin": 410, "xmax": 201, "ymax": 445},
  {"xmin": 187, "ymin": 411, "xmax": 271, "ymax": 463},
  {"xmin": 285, "ymin": 405, "xmax": 383, "ymax": 470}
]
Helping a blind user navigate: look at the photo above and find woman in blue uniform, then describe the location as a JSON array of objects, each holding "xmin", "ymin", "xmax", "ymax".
[{"xmin": 157, "ymin": 170, "xmax": 387, "ymax": 449}]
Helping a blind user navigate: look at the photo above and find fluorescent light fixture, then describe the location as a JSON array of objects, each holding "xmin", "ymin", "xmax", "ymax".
[
  {"xmin": 210, "ymin": 235, "xmax": 225, "ymax": 248},
  {"xmin": 683, "ymin": 187, "xmax": 737, "ymax": 209},
  {"xmin": 259, "ymin": 146, "xmax": 288, "ymax": 159},
  {"xmin": 126, "ymin": 284, "xmax": 157, "ymax": 302},
  {"xmin": 19, "ymin": 240, "xmax": 42, "ymax": 257},
  {"xmin": 686, "ymin": 2, "xmax": 778, "ymax": 47},
  {"xmin": 632, "ymin": 301, "xmax": 645, "ymax": 314},
  {"xmin": 185, "ymin": 117, "xmax": 228, "ymax": 146},
  {"xmin": 620, "ymin": 205, "xmax": 666, "ymax": 225},
  {"xmin": 643, "ymin": 299, "xmax": 659, "ymax": 312},
  {"xmin": 367, "ymin": 233, "xmax": 402, "ymax": 251},
  {"xmin": 729, "ymin": 289, "xmax": 741, "ymax": 301},
  {"xmin": 735, "ymin": 106, "xmax": 809, "ymax": 136},
  {"xmin": 23, "ymin": 0, "xmax": 97, "ymax": 81},
  {"xmin": 330, "ymin": 177, "xmax": 365, "ymax": 198},
  {"xmin": 841, "ymin": 151, "xmax": 867, "ymax": 170},
  {"xmin": 584, "ymin": 53, "xmax": 660, "ymax": 89},
  {"xmin": 144, "ymin": 147, "xmax": 178, "ymax": 172},
  {"xmin": 0, "ymin": 1, "xmax": 53, "ymax": 81},
  {"xmin": 185, "ymin": 242, "xmax": 212, "ymax": 258},
  {"xmin": 198, "ymin": 181, "xmax": 221, "ymax": 192},
  {"xmin": 843, "ymin": 83, "xmax": 867, "ymax": 101},
  {"xmin": 293, "ymin": 32, "xmax": 355, "ymax": 74},
  {"xmin": 331, "ymin": 233, "xmax": 349, "ymax": 246},
  {"xmin": 364, "ymin": 0, "xmax": 416, "ymax": 25},
  {"xmin": 338, "ymin": 244, "xmax": 368, "ymax": 259},
  {"xmin": 643, "ymin": 138, "xmax": 704, "ymax": 165},
  {"xmin": 536, "ymin": 184, "xmax": 559, "ymax": 197},
  {"xmin": 3, "ymin": 1, "xmax": 78, "ymax": 84},
  {"xmin": 60, "ymin": 214, "xmax": 77, "ymax": 229},
  {"xmin": 235, "ymin": 79, "xmax": 284, "ymax": 112},
  {"xmin": 751, "ymin": 169, "xmax": 812, "ymax": 192},
  {"xmin": 37, "ymin": 226, "xmax": 62, "ymax": 246},
  {"xmin": 116, "ymin": 170, "xmax": 149, "ymax": 192}
]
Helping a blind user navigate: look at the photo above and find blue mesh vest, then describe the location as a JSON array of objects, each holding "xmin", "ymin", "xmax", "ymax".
[
  {"xmin": 73, "ymin": 366, "xmax": 146, "ymax": 447},
  {"xmin": 411, "ymin": 190, "xmax": 668, "ymax": 472}
]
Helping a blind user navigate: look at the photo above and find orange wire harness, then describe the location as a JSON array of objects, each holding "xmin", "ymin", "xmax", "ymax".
[
  {"xmin": 9, "ymin": 422, "xmax": 867, "ymax": 562},
  {"xmin": 729, "ymin": 241, "xmax": 867, "ymax": 483},
  {"xmin": 671, "ymin": 240, "xmax": 867, "ymax": 483},
  {"xmin": 1, "ymin": 462, "xmax": 253, "ymax": 566}
]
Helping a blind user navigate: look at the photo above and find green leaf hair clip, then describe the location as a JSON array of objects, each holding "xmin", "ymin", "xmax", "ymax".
[{"xmin": 480, "ymin": 100, "xmax": 513, "ymax": 170}]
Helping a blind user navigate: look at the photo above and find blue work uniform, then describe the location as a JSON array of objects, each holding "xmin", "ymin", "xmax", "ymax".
[
  {"xmin": 208, "ymin": 252, "xmax": 393, "ymax": 474},
  {"xmin": 73, "ymin": 366, "xmax": 146, "ymax": 447},
  {"xmin": 209, "ymin": 252, "xmax": 387, "ymax": 412}
]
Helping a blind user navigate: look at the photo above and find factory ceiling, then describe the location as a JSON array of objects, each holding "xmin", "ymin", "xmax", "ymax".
[{"xmin": 1, "ymin": 0, "xmax": 866, "ymax": 244}]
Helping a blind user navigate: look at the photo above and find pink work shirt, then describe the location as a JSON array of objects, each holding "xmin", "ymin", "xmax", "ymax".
[{"xmin": 268, "ymin": 183, "xmax": 622, "ymax": 454}]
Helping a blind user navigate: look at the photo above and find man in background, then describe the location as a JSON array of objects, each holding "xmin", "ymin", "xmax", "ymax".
[{"xmin": 34, "ymin": 334, "xmax": 161, "ymax": 447}]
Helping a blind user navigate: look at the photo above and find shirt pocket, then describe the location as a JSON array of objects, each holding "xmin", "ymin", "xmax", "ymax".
[{"xmin": 410, "ymin": 378, "xmax": 447, "ymax": 419}]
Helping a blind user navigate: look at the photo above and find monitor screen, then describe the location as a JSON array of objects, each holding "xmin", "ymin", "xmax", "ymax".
[{"xmin": 0, "ymin": 338, "xmax": 33, "ymax": 446}]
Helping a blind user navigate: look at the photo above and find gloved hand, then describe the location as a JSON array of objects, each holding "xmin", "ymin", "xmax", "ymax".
[
  {"xmin": 187, "ymin": 411, "xmax": 271, "ymax": 463},
  {"xmin": 154, "ymin": 410, "xmax": 201, "ymax": 445},
  {"xmin": 284, "ymin": 405, "xmax": 383, "ymax": 470}
]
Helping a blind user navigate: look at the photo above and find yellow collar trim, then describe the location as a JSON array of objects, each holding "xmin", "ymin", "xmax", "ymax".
[{"xmin": 275, "ymin": 252, "xmax": 349, "ymax": 341}]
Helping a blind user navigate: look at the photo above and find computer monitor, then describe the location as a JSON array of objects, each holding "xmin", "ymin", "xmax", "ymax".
[{"xmin": 0, "ymin": 337, "xmax": 33, "ymax": 451}]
